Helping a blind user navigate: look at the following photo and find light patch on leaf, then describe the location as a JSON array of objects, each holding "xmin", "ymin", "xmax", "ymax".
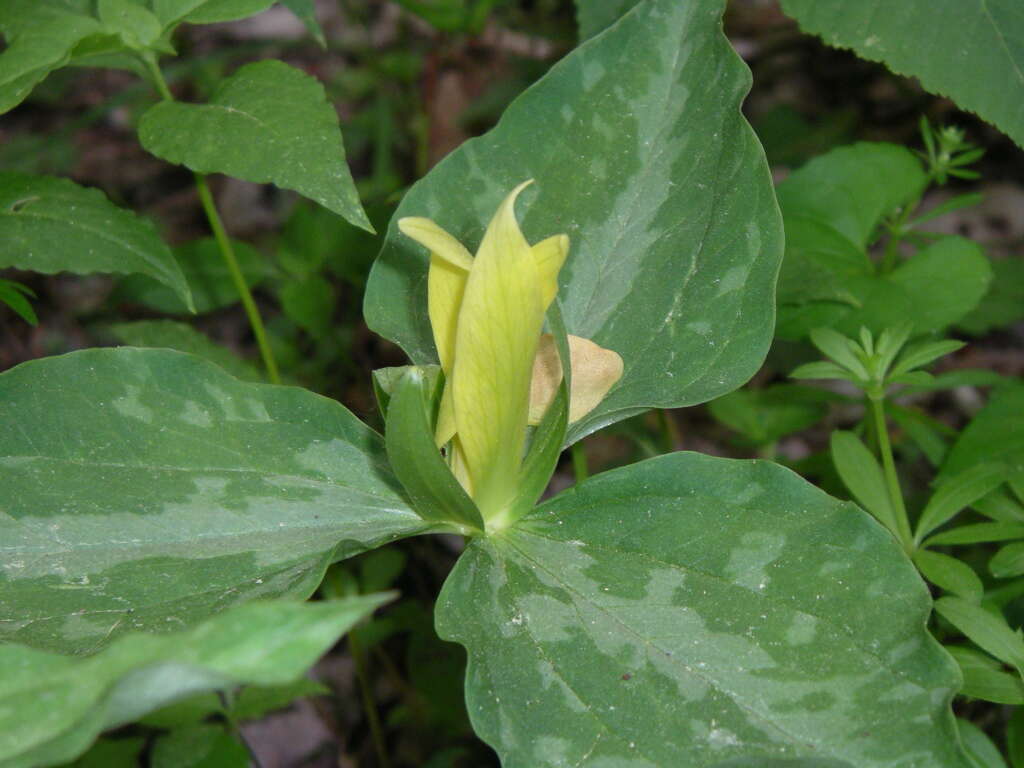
[
  {"xmin": 784, "ymin": 613, "xmax": 818, "ymax": 646},
  {"xmin": 111, "ymin": 385, "xmax": 155, "ymax": 424},
  {"xmin": 724, "ymin": 531, "xmax": 786, "ymax": 592}
]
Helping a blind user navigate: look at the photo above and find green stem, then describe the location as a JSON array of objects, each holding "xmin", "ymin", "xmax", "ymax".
[
  {"xmin": 658, "ymin": 408, "xmax": 681, "ymax": 453},
  {"xmin": 194, "ymin": 174, "xmax": 281, "ymax": 383},
  {"xmin": 217, "ymin": 690, "xmax": 264, "ymax": 768},
  {"xmin": 869, "ymin": 396, "xmax": 913, "ymax": 552},
  {"xmin": 349, "ymin": 630, "xmax": 390, "ymax": 768},
  {"xmin": 142, "ymin": 53, "xmax": 280, "ymax": 384},
  {"xmin": 570, "ymin": 441, "xmax": 589, "ymax": 484}
]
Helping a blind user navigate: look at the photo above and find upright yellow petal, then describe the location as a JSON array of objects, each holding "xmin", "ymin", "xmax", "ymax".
[
  {"xmin": 398, "ymin": 217, "xmax": 472, "ymax": 374},
  {"xmin": 451, "ymin": 180, "xmax": 544, "ymax": 520},
  {"xmin": 531, "ymin": 234, "xmax": 569, "ymax": 309}
]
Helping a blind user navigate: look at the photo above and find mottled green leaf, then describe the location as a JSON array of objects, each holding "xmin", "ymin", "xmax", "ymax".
[
  {"xmin": 574, "ymin": 0, "xmax": 641, "ymax": 40},
  {"xmin": 779, "ymin": 0, "xmax": 1024, "ymax": 149},
  {"xmin": 107, "ymin": 320, "xmax": 263, "ymax": 382},
  {"xmin": 115, "ymin": 237, "xmax": 268, "ymax": 315},
  {"xmin": 0, "ymin": 348, "xmax": 425, "ymax": 653},
  {"xmin": 365, "ymin": 0, "xmax": 783, "ymax": 444},
  {"xmin": 775, "ymin": 143, "xmax": 991, "ymax": 339},
  {"xmin": 139, "ymin": 60, "xmax": 371, "ymax": 231},
  {"xmin": 0, "ymin": 595, "xmax": 387, "ymax": 768},
  {"xmin": 0, "ymin": 172, "xmax": 194, "ymax": 311},
  {"xmin": 438, "ymin": 453, "xmax": 966, "ymax": 767}
]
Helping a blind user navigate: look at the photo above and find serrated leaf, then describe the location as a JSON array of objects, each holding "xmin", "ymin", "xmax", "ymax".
[
  {"xmin": 437, "ymin": 452, "xmax": 966, "ymax": 767},
  {"xmin": 0, "ymin": 595, "xmax": 388, "ymax": 768},
  {"xmin": 775, "ymin": 143, "xmax": 991, "ymax": 339},
  {"xmin": 115, "ymin": 237, "xmax": 268, "ymax": 315},
  {"xmin": 138, "ymin": 60, "xmax": 371, "ymax": 231},
  {"xmin": 107, "ymin": 320, "xmax": 263, "ymax": 382},
  {"xmin": 0, "ymin": 348, "xmax": 425, "ymax": 653},
  {"xmin": 778, "ymin": 0, "xmax": 1024, "ymax": 149},
  {"xmin": 365, "ymin": 0, "xmax": 783, "ymax": 445},
  {"xmin": 0, "ymin": 172, "xmax": 194, "ymax": 311},
  {"xmin": 0, "ymin": 0, "xmax": 104, "ymax": 114}
]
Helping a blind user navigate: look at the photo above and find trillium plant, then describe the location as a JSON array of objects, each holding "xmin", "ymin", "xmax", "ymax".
[{"xmin": 2, "ymin": 0, "xmax": 1023, "ymax": 765}]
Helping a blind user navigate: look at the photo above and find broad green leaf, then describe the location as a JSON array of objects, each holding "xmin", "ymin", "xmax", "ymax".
[
  {"xmin": 829, "ymin": 431, "xmax": 898, "ymax": 537},
  {"xmin": 115, "ymin": 237, "xmax": 268, "ymax": 315},
  {"xmin": 913, "ymin": 550, "xmax": 983, "ymax": 603},
  {"xmin": 775, "ymin": 143, "xmax": 991, "ymax": 339},
  {"xmin": 0, "ymin": 172, "xmax": 194, "ymax": 311},
  {"xmin": 0, "ymin": 0, "xmax": 103, "ymax": 114},
  {"xmin": 151, "ymin": 725, "xmax": 248, "ymax": 768},
  {"xmin": 946, "ymin": 646, "xmax": 1024, "ymax": 705},
  {"xmin": 437, "ymin": 453, "xmax": 967, "ymax": 767},
  {"xmin": 280, "ymin": 273, "xmax": 335, "ymax": 338},
  {"xmin": 97, "ymin": 0, "xmax": 161, "ymax": 48},
  {"xmin": 107, "ymin": 320, "xmax": 263, "ymax": 382},
  {"xmin": 0, "ymin": 348, "xmax": 426, "ymax": 653},
  {"xmin": 138, "ymin": 60, "xmax": 371, "ymax": 231},
  {"xmin": 0, "ymin": 595, "xmax": 387, "ymax": 768},
  {"xmin": 934, "ymin": 597, "xmax": 1024, "ymax": 675},
  {"xmin": 708, "ymin": 385, "xmax": 837, "ymax": 446},
  {"xmin": 574, "ymin": 0, "xmax": 641, "ymax": 40},
  {"xmin": 991, "ymin": 543, "xmax": 1024, "ymax": 580},
  {"xmin": 957, "ymin": 719, "xmax": 1008, "ymax": 768},
  {"xmin": 150, "ymin": 0, "xmax": 273, "ymax": 27},
  {"xmin": 778, "ymin": 0, "xmax": 1024, "ymax": 149},
  {"xmin": 384, "ymin": 368, "xmax": 485, "ymax": 533},
  {"xmin": 365, "ymin": 0, "xmax": 783, "ymax": 444}
]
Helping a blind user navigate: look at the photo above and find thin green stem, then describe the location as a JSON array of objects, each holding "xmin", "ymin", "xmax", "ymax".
[
  {"xmin": 869, "ymin": 396, "xmax": 913, "ymax": 552},
  {"xmin": 141, "ymin": 53, "xmax": 280, "ymax": 384},
  {"xmin": 217, "ymin": 690, "xmax": 265, "ymax": 768},
  {"xmin": 194, "ymin": 174, "xmax": 281, "ymax": 383},
  {"xmin": 349, "ymin": 630, "xmax": 391, "ymax": 768},
  {"xmin": 570, "ymin": 440, "xmax": 589, "ymax": 484},
  {"xmin": 658, "ymin": 408, "xmax": 681, "ymax": 453}
]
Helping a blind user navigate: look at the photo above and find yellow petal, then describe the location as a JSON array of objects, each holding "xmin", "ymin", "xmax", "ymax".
[
  {"xmin": 397, "ymin": 217, "xmax": 472, "ymax": 375},
  {"xmin": 451, "ymin": 180, "xmax": 543, "ymax": 517},
  {"xmin": 531, "ymin": 234, "xmax": 569, "ymax": 309},
  {"xmin": 434, "ymin": 379, "xmax": 456, "ymax": 448},
  {"xmin": 397, "ymin": 217, "xmax": 473, "ymax": 270},
  {"xmin": 528, "ymin": 334, "xmax": 624, "ymax": 424}
]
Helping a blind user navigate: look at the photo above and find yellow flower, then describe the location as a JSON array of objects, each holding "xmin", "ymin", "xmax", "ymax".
[{"xmin": 399, "ymin": 180, "xmax": 622, "ymax": 529}]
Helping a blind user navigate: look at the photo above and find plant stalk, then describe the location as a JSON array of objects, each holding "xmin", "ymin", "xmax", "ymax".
[
  {"xmin": 869, "ymin": 396, "xmax": 913, "ymax": 552},
  {"xmin": 349, "ymin": 629, "xmax": 391, "ymax": 768},
  {"xmin": 142, "ymin": 53, "xmax": 281, "ymax": 384},
  {"xmin": 194, "ymin": 174, "xmax": 281, "ymax": 383},
  {"xmin": 570, "ymin": 441, "xmax": 589, "ymax": 484}
]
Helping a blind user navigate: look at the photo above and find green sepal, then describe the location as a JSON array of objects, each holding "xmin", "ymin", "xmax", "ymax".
[
  {"xmin": 372, "ymin": 364, "xmax": 441, "ymax": 421},
  {"xmin": 384, "ymin": 367, "xmax": 485, "ymax": 534}
]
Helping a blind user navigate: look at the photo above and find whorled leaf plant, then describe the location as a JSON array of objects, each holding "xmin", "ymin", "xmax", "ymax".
[{"xmin": 0, "ymin": 0, "xmax": 978, "ymax": 765}]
